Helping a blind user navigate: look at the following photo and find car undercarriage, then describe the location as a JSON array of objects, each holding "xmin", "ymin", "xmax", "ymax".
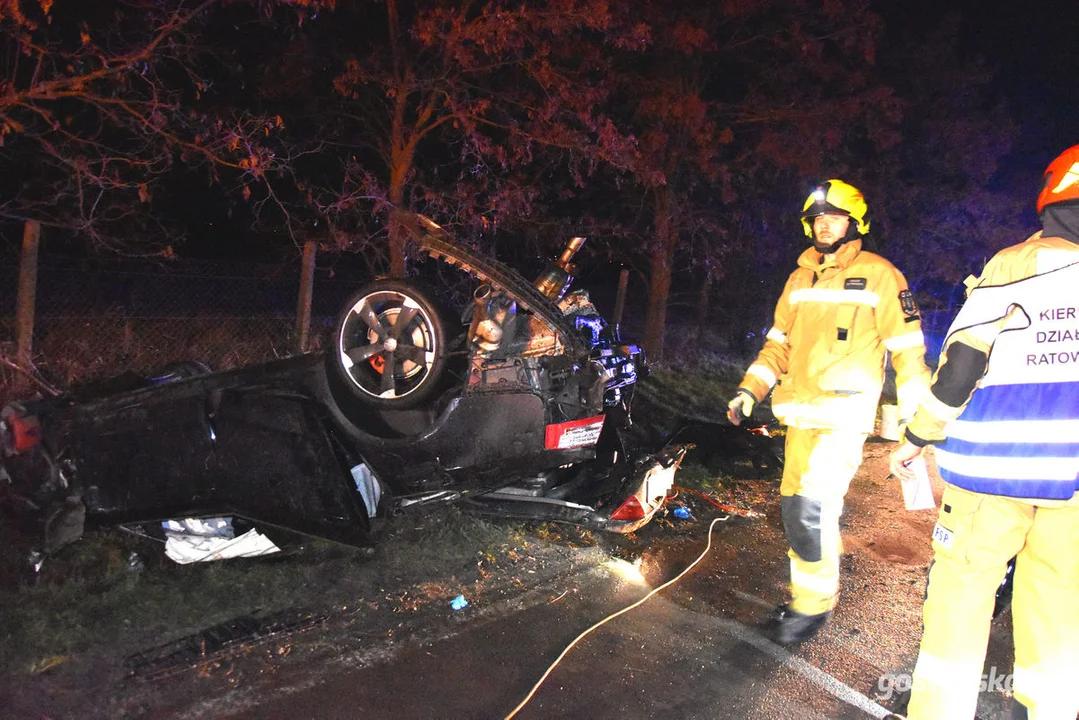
[{"xmin": 1, "ymin": 213, "xmax": 686, "ymax": 561}]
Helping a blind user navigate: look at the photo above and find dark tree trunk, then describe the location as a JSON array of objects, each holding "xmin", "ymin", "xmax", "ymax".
[
  {"xmin": 643, "ymin": 186, "xmax": 677, "ymax": 361},
  {"xmin": 16, "ymin": 219, "xmax": 40, "ymax": 368},
  {"xmin": 388, "ymin": 181, "xmax": 408, "ymax": 278},
  {"xmin": 696, "ymin": 272, "xmax": 711, "ymax": 345}
]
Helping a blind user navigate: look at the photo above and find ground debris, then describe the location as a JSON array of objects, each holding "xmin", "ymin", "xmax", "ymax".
[{"xmin": 123, "ymin": 608, "xmax": 327, "ymax": 682}]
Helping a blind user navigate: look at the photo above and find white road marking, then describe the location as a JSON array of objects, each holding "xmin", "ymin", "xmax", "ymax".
[{"xmin": 717, "ymin": 617, "xmax": 894, "ymax": 719}]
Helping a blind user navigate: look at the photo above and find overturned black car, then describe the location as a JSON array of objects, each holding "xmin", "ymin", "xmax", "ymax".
[{"xmin": 1, "ymin": 214, "xmax": 685, "ymax": 559}]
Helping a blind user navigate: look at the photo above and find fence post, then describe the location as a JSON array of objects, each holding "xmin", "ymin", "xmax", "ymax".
[
  {"xmin": 16, "ymin": 219, "xmax": 41, "ymax": 369},
  {"xmin": 296, "ymin": 239, "xmax": 317, "ymax": 353}
]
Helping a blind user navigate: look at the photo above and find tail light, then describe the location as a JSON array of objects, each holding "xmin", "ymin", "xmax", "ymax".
[
  {"xmin": 609, "ymin": 495, "xmax": 644, "ymax": 521},
  {"xmin": 0, "ymin": 409, "xmax": 42, "ymax": 455}
]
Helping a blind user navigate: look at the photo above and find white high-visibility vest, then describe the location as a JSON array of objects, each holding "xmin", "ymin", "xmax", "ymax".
[{"xmin": 937, "ymin": 259, "xmax": 1079, "ymax": 499}]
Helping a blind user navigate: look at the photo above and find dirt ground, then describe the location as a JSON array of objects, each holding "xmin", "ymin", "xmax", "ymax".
[
  {"xmin": 0, "ymin": 516, "xmax": 603, "ymax": 715},
  {"xmin": 622, "ymin": 435, "xmax": 949, "ymax": 715}
]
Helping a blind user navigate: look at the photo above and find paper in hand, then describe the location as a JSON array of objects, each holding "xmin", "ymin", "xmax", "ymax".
[{"xmin": 901, "ymin": 454, "xmax": 936, "ymax": 511}]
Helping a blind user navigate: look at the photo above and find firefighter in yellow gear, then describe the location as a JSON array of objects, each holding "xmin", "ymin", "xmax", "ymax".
[
  {"xmin": 889, "ymin": 145, "xmax": 1079, "ymax": 720},
  {"xmin": 729, "ymin": 179, "xmax": 931, "ymax": 645}
]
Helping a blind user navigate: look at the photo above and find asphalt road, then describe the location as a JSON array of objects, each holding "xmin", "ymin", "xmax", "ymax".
[
  {"xmin": 200, "ymin": 442, "xmax": 1020, "ymax": 720},
  {"xmin": 216, "ymin": 558, "xmax": 893, "ymax": 720}
]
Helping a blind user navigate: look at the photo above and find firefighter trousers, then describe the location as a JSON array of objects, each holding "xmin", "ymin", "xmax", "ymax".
[
  {"xmin": 779, "ymin": 426, "xmax": 867, "ymax": 616},
  {"xmin": 907, "ymin": 483, "xmax": 1079, "ymax": 720}
]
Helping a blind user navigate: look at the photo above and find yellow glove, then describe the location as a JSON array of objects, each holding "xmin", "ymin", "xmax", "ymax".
[{"xmin": 727, "ymin": 389, "xmax": 756, "ymax": 426}]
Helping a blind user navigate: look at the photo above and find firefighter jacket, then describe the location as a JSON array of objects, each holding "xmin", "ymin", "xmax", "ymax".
[
  {"xmin": 905, "ymin": 232, "xmax": 1079, "ymax": 500},
  {"xmin": 738, "ymin": 239, "xmax": 930, "ymax": 432}
]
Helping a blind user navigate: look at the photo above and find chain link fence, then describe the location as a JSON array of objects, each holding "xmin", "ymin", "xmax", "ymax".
[
  {"xmin": 1, "ymin": 255, "xmax": 364, "ymax": 396},
  {"xmin": 1, "ymin": 249, "xmax": 963, "ymax": 402}
]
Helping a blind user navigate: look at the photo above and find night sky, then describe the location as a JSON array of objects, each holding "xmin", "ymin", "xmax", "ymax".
[
  {"xmin": 950, "ymin": 0, "xmax": 1077, "ymax": 171},
  {"xmin": 881, "ymin": 0, "xmax": 1075, "ymax": 175}
]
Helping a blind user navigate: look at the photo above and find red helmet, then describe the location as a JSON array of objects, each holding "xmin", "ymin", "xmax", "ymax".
[{"xmin": 1037, "ymin": 144, "xmax": 1079, "ymax": 213}]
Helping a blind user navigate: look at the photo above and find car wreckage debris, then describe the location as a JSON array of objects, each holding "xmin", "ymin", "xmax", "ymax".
[{"xmin": 0, "ymin": 212, "xmax": 687, "ymax": 564}]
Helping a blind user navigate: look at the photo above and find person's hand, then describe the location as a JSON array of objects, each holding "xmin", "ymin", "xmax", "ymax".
[
  {"xmin": 727, "ymin": 389, "xmax": 756, "ymax": 426},
  {"xmin": 889, "ymin": 441, "xmax": 923, "ymax": 481}
]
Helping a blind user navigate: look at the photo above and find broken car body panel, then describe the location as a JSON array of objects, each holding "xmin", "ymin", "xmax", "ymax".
[{"xmin": 1, "ymin": 213, "xmax": 685, "ymax": 555}]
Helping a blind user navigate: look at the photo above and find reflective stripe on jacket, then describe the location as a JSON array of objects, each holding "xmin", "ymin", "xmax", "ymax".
[
  {"xmin": 907, "ymin": 233, "xmax": 1079, "ymax": 499},
  {"xmin": 739, "ymin": 239, "xmax": 930, "ymax": 431}
]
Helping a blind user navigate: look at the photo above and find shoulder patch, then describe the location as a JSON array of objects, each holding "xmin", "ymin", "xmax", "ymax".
[
  {"xmin": 844, "ymin": 277, "xmax": 867, "ymax": 290},
  {"xmin": 899, "ymin": 289, "xmax": 918, "ymax": 316}
]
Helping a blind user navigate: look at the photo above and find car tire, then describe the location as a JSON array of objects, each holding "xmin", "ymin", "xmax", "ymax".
[{"xmin": 331, "ymin": 279, "xmax": 448, "ymax": 409}]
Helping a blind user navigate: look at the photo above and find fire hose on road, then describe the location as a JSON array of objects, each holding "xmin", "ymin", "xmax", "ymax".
[{"xmin": 503, "ymin": 512, "xmax": 895, "ymax": 720}]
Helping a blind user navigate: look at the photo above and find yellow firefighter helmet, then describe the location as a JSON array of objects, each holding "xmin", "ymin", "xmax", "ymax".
[{"xmin": 800, "ymin": 180, "xmax": 870, "ymax": 238}]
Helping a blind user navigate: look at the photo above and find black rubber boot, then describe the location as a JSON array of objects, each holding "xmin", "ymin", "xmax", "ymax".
[{"xmin": 768, "ymin": 604, "xmax": 831, "ymax": 645}]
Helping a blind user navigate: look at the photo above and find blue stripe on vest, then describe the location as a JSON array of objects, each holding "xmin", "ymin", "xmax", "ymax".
[
  {"xmin": 956, "ymin": 381, "xmax": 1079, "ymax": 422},
  {"xmin": 938, "ymin": 469, "xmax": 1079, "ymax": 500},
  {"xmin": 940, "ymin": 380, "xmax": 1079, "ymax": 499}
]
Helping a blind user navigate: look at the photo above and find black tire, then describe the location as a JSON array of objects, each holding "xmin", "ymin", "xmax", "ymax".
[{"xmin": 331, "ymin": 279, "xmax": 447, "ymax": 409}]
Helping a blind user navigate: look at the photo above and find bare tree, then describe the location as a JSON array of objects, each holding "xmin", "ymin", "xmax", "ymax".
[
  {"xmin": 0, "ymin": 0, "xmax": 329, "ymax": 254},
  {"xmin": 323, "ymin": 0, "xmax": 642, "ymax": 275}
]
